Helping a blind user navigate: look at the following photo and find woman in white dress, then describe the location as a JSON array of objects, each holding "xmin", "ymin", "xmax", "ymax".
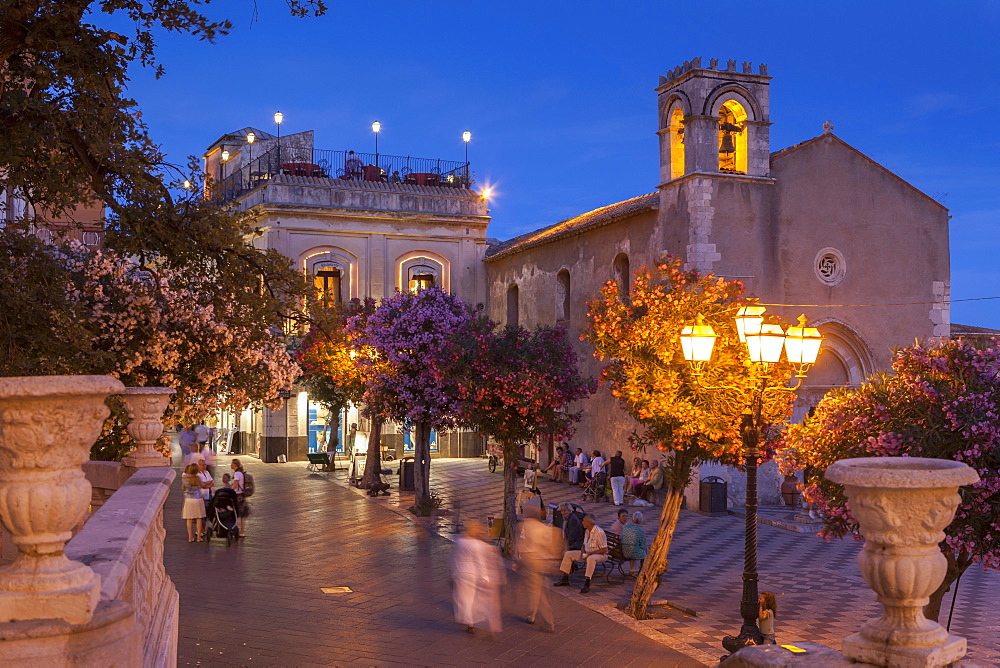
[{"xmin": 451, "ymin": 521, "xmax": 506, "ymax": 635}]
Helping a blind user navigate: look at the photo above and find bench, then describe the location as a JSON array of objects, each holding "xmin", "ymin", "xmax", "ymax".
[
  {"xmin": 601, "ymin": 533, "xmax": 627, "ymax": 584},
  {"xmin": 307, "ymin": 452, "xmax": 332, "ymax": 472}
]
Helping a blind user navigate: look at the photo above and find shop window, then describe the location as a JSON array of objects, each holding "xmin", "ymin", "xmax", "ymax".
[{"xmin": 407, "ymin": 264, "xmax": 438, "ymax": 292}]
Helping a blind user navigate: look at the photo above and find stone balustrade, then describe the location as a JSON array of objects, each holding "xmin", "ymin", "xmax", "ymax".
[{"xmin": 0, "ymin": 378, "xmax": 178, "ymax": 666}]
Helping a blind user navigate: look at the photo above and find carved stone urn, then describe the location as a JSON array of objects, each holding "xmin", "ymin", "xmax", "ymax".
[
  {"xmin": 825, "ymin": 456, "xmax": 980, "ymax": 667},
  {"xmin": 0, "ymin": 375, "xmax": 125, "ymax": 624},
  {"xmin": 121, "ymin": 387, "xmax": 175, "ymax": 468}
]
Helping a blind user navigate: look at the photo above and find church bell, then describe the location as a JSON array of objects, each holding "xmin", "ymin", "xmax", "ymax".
[{"xmin": 719, "ymin": 132, "xmax": 736, "ymax": 154}]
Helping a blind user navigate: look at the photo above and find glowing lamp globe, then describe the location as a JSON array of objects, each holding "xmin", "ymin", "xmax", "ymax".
[
  {"xmin": 274, "ymin": 111, "xmax": 283, "ymax": 125},
  {"xmin": 784, "ymin": 314, "xmax": 823, "ymax": 371},
  {"xmin": 463, "ymin": 131, "xmax": 472, "ymax": 143},
  {"xmin": 734, "ymin": 302, "xmax": 766, "ymax": 343},
  {"xmin": 246, "ymin": 132, "xmax": 255, "ymax": 144},
  {"xmin": 372, "ymin": 120, "xmax": 381, "ymax": 134},
  {"xmin": 745, "ymin": 323, "xmax": 786, "ymax": 364},
  {"xmin": 220, "ymin": 150, "xmax": 230, "ymax": 162},
  {"xmin": 680, "ymin": 315, "xmax": 718, "ymax": 363}
]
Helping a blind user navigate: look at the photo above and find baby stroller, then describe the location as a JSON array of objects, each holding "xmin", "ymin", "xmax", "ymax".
[
  {"xmin": 206, "ymin": 487, "xmax": 240, "ymax": 546},
  {"xmin": 582, "ymin": 471, "xmax": 609, "ymax": 503}
]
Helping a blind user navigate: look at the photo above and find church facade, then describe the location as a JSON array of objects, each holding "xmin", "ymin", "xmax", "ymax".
[{"xmin": 484, "ymin": 58, "xmax": 950, "ymax": 504}]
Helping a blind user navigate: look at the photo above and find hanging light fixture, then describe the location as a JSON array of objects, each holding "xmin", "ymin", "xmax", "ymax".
[
  {"xmin": 679, "ymin": 314, "xmax": 718, "ymax": 373},
  {"xmin": 784, "ymin": 315, "xmax": 823, "ymax": 376},
  {"xmin": 734, "ymin": 300, "xmax": 766, "ymax": 343}
]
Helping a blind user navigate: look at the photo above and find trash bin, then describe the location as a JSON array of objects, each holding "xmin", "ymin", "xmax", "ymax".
[
  {"xmin": 699, "ymin": 476, "xmax": 728, "ymax": 516},
  {"xmin": 399, "ymin": 457, "xmax": 415, "ymax": 491}
]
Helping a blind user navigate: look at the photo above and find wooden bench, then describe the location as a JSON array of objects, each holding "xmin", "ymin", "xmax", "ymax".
[
  {"xmin": 307, "ymin": 452, "xmax": 332, "ymax": 472},
  {"xmin": 601, "ymin": 533, "xmax": 627, "ymax": 584}
]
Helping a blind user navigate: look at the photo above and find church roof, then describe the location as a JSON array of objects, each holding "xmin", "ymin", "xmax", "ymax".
[
  {"xmin": 485, "ymin": 192, "xmax": 658, "ymax": 261},
  {"xmin": 770, "ymin": 133, "xmax": 947, "ymax": 211}
]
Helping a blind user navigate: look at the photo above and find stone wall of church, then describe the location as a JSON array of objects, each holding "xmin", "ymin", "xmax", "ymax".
[{"xmin": 485, "ymin": 209, "xmax": 660, "ymax": 464}]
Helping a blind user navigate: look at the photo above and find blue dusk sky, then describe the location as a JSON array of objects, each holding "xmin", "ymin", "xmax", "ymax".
[{"xmin": 116, "ymin": 1, "xmax": 1000, "ymax": 328}]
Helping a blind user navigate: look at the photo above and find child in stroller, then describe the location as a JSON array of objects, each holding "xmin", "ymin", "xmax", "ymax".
[
  {"xmin": 581, "ymin": 471, "xmax": 609, "ymax": 503},
  {"xmin": 206, "ymin": 487, "xmax": 240, "ymax": 545}
]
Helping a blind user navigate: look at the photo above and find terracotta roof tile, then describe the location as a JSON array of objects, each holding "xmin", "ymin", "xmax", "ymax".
[{"xmin": 485, "ymin": 193, "xmax": 658, "ymax": 261}]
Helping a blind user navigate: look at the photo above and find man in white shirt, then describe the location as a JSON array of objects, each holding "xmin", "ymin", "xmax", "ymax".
[
  {"xmin": 586, "ymin": 450, "xmax": 605, "ymax": 481},
  {"xmin": 554, "ymin": 514, "xmax": 608, "ymax": 593},
  {"xmin": 194, "ymin": 422, "xmax": 210, "ymax": 448},
  {"xmin": 568, "ymin": 448, "xmax": 589, "ymax": 485}
]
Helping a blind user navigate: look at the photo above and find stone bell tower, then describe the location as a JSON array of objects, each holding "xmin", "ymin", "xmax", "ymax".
[{"xmin": 655, "ymin": 57, "xmax": 775, "ymax": 281}]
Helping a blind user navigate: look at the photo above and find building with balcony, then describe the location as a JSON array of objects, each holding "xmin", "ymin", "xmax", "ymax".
[{"xmin": 203, "ymin": 129, "xmax": 490, "ymax": 462}]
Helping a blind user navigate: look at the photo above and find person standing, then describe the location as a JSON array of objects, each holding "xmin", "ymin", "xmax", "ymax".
[
  {"xmin": 194, "ymin": 421, "xmax": 209, "ymax": 451},
  {"xmin": 759, "ymin": 592, "xmax": 778, "ymax": 644},
  {"xmin": 181, "ymin": 464, "xmax": 206, "ymax": 542},
  {"xmin": 230, "ymin": 458, "xmax": 249, "ymax": 537},
  {"xmin": 178, "ymin": 424, "xmax": 196, "ymax": 466},
  {"xmin": 608, "ymin": 450, "xmax": 627, "ymax": 505},
  {"xmin": 517, "ymin": 506, "xmax": 561, "ymax": 632},
  {"xmin": 451, "ymin": 521, "xmax": 506, "ymax": 636}
]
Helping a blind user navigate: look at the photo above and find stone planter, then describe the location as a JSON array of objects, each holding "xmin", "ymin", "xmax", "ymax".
[
  {"xmin": 0, "ymin": 375, "xmax": 125, "ymax": 625},
  {"xmin": 120, "ymin": 387, "xmax": 175, "ymax": 468},
  {"xmin": 825, "ymin": 456, "xmax": 979, "ymax": 667}
]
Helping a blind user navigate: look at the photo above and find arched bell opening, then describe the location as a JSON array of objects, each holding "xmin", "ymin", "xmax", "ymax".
[{"xmin": 718, "ymin": 100, "xmax": 748, "ymax": 174}]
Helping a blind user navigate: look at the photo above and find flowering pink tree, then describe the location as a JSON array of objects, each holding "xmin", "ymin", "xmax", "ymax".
[
  {"xmin": 455, "ymin": 323, "xmax": 596, "ymax": 554},
  {"xmin": 781, "ymin": 339, "xmax": 1000, "ymax": 621},
  {"xmin": 351, "ymin": 288, "xmax": 477, "ymax": 514},
  {"xmin": 0, "ymin": 237, "xmax": 299, "ymax": 459}
]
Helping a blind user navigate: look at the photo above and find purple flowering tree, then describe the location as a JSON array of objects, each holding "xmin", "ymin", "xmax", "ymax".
[
  {"xmin": 781, "ymin": 339, "xmax": 1000, "ymax": 621},
  {"xmin": 352, "ymin": 288, "xmax": 477, "ymax": 514},
  {"xmin": 455, "ymin": 323, "xmax": 596, "ymax": 555}
]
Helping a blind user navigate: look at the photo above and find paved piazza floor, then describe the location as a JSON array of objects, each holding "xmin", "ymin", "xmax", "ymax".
[{"xmin": 164, "ymin": 456, "xmax": 999, "ymax": 667}]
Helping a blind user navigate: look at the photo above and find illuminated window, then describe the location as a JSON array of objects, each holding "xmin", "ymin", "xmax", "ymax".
[
  {"xmin": 407, "ymin": 264, "xmax": 437, "ymax": 292},
  {"xmin": 313, "ymin": 263, "xmax": 342, "ymax": 304},
  {"xmin": 718, "ymin": 100, "xmax": 748, "ymax": 174},
  {"xmin": 669, "ymin": 107, "xmax": 686, "ymax": 180},
  {"xmin": 506, "ymin": 284, "xmax": 519, "ymax": 326},
  {"xmin": 556, "ymin": 269, "xmax": 570, "ymax": 322}
]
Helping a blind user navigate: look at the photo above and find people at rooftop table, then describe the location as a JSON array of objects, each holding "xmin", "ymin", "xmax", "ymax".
[{"xmin": 344, "ymin": 150, "xmax": 363, "ymax": 179}]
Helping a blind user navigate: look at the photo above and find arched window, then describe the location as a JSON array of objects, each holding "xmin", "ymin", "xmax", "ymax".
[
  {"xmin": 313, "ymin": 262, "xmax": 342, "ymax": 304},
  {"xmin": 613, "ymin": 253, "xmax": 630, "ymax": 299},
  {"xmin": 407, "ymin": 264, "xmax": 437, "ymax": 292},
  {"xmin": 718, "ymin": 100, "xmax": 748, "ymax": 174},
  {"xmin": 506, "ymin": 284, "xmax": 519, "ymax": 327},
  {"xmin": 669, "ymin": 107, "xmax": 686, "ymax": 180},
  {"xmin": 556, "ymin": 269, "xmax": 570, "ymax": 322}
]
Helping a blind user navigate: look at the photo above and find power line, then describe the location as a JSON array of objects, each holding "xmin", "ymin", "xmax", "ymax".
[{"xmin": 759, "ymin": 296, "xmax": 1000, "ymax": 309}]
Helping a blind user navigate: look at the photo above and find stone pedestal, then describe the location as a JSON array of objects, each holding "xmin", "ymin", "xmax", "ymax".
[
  {"xmin": 825, "ymin": 456, "xmax": 980, "ymax": 667},
  {"xmin": 120, "ymin": 387, "xmax": 174, "ymax": 468},
  {"xmin": 0, "ymin": 375, "xmax": 125, "ymax": 625}
]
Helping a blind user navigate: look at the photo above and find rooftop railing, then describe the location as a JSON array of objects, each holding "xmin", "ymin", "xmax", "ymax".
[{"xmin": 215, "ymin": 147, "xmax": 473, "ymax": 202}]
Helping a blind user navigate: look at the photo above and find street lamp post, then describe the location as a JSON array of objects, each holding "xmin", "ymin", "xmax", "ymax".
[
  {"xmin": 274, "ymin": 112, "xmax": 283, "ymax": 171},
  {"xmin": 462, "ymin": 130, "xmax": 471, "ymax": 186},
  {"xmin": 680, "ymin": 303, "xmax": 822, "ymax": 655},
  {"xmin": 246, "ymin": 132, "xmax": 255, "ymax": 188},
  {"xmin": 371, "ymin": 121, "xmax": 381, "ymax": 173}
]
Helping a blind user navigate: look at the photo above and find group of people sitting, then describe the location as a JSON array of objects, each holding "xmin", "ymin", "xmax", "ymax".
[
  {"xmin": 542, "ymin": 446, "xmax": 666, "ymax": 505},
  {"xmin": 551, "ymin": 503, "xmax": 648, "ymax": 593}
]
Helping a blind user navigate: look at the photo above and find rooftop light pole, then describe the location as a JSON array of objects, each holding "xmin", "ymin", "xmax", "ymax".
[
  {"xmin": 246, "ymin": 132, "xmax": 255, "ymax": 187},
  {"xmin": 274, "ymin": 111, "xmax": 283, "ymax": 169},
  {"xmin": 372, "ymin": 120, "xmax": 381, "ymax": 172},
  {"xmin": 680, "ymin": 300, "xmax": 822, "ymax": 655},
  {"xmin": 462, "ymin": 130, "xmax": 471, "ymax": 186}
]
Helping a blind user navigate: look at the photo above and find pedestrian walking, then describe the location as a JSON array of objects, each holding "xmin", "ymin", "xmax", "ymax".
[
  {"xmin": 516, "ymin": 506, "xmax": 562, "ymax": 632},
  {"xmin": 608, "ymin": 450, "xmax": 627, "ymax": 505},
  {"xmin": 181, "ymin": 464, "xmax": 206, "ymax": 542},
  {"xmin": 759, "ymin": 591, "xmax": 777, "ymax": 644},
  {"xmin": 451, "ymin": 520, "xmax": 506, "ymax": 636},
  {"xmin": 179, "ymin": 424, "xmax": 197, "ymax": 466}
]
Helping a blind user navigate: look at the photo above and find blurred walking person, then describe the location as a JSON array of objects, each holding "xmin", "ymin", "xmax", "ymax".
[
  {"xmin": 517, "ymin": 506, "xmax": 562, "ymax": 632},
  {"xmin": 452, "ymin": 520, "xmax": 506, "ymax": 636}
]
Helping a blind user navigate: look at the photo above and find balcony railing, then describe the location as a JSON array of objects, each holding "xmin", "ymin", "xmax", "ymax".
[{"xmin": 215, "ymin": 147, "xmax": 473, "ymax": 202}]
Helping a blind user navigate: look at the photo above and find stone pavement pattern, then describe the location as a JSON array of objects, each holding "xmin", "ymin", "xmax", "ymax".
[
  {"xmin": 162, "ymin": 457, "xmax": 700, "ymax": 667},
  {"xmin": 348, "ymin": 458, "xmax": 1000, "ymax": 666}
]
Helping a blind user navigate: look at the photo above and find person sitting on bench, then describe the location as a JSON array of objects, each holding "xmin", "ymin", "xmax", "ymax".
[{"xmin": 553, "ymin": 513, "xmax": 607, "ymax": 594}]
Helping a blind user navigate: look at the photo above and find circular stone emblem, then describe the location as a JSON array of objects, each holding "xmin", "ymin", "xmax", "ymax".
[{"xmin": 815, "ymin": 248, "xmax": 846, "ymax": 286}]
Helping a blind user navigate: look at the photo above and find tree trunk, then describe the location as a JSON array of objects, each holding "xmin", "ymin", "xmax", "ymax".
[
  {"xmin": 625, "ymin": 483, "xmax": 685, "ymax": 619},
  {"xmin": 501, "ymin": 440, "xmax": 519, "ymax": 557},
  {"xmin": 359, "ymin": 415, "xmax": 384, "ymax": 488},
  {"xmin": 412, "ymin": 421, "xmax": 432, "ymax": 514},
  {"xmin": 925, "ymin": 549, "xmax": 972, "ymax": 623}
]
